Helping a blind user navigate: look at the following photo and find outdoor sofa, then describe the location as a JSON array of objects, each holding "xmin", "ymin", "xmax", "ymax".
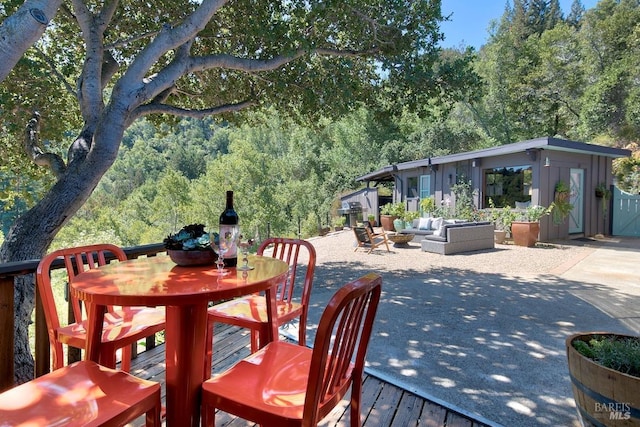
[{"xmin": 399, "ymin": 218, "xmax": 494, "ymax": 255}]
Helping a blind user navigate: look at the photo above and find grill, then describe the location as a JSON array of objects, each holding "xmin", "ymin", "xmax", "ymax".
[{"xmin": 337, "ymin": 201, "xmax": 363, "ymax": 227}]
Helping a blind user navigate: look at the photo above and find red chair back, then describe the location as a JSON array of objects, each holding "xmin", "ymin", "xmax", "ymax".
[
  {"xmin": 36, "ymin": 244, "xmax": 127, "ymax": 370},
  {"xmin": 257, "ymin": 237, "xmax": 316, "ymax": 323},
  {"xmin": 200, "ymin": 273, "xmax": 382, "ymax": 426},
  {"xmin": 305, "ymin": 272, "xmax": 382, "ymax": 423}
]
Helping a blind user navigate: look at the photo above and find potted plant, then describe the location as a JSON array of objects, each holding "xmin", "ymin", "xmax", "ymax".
[
  {"xmin": 380, "ymin": 202, "xmax": 405, "ymax": 231},
  {"xmin": 419, "ymin": 196, "xmax": 436, "ymax": 216},
  {"xmin": 403, "ymin": 211, "xmax": 420, "ymax": 229},
  {"xmin": 511, "ymin": 204, "xmax": 554, "ymax": 247},
  {"xmin": 367, "ymin": 214, "xmax": 377, "ymax": 227},
  {"xmin": 492, "ymin": 208, "xmax": 517, "ymax": 244},
  {"xmin": 566, "ymin": 332, "xmax": 640, "ymax": 426},
  {"xmin": 595, "ymin": 182, "xmax": 612, "ymax": 199},
  {"xmin": 595, "ymin": 182, "xmax": 612, "ymax": 215},
  {"xmin": 332, "ymin": 216, "xmax": 346, "ymax": 231},
  {"xmin": 552, "ymin": 180, "xmax": 573, "ymax": 225},
  {"xmin": 487, "ymin": 198, "xmax": 513, "ymax": 244},
  {"xmin": 163, "ymin": 223, "xmax": 217, "ymax": 265}
]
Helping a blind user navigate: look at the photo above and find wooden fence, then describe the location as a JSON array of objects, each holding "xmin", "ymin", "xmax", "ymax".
[
  {"xmin": 0, "ymin": 243, "xmax": 166, "ymax": 392},
  {"xmin": 612, "ymin": 186, "xmax": 640, "ymax": 237}
]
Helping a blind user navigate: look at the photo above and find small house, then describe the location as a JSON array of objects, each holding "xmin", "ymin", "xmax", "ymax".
[{"xmin": 356, "ymin": 137, "xmax": 631, "ymax": 241}]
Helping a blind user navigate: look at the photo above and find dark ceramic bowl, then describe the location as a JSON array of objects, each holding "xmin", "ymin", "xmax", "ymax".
[{"xmin": 167, "ymin": 249, "xmax": 217, "ymax": 266}]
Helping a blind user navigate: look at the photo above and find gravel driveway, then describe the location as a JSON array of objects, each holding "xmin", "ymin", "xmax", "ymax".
[{"xmin": 291, "ymin": 230, "xmax": 640, "ymax": 427}]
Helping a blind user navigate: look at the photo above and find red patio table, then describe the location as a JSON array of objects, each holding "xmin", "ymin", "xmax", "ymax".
[{"xmin": 71, "ymin": 254, "xmax": 289, "ymax": 427}]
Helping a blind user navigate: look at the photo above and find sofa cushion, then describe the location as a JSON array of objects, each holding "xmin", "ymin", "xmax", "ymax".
[
  {"xmin": 431, "ymin": 217, "xmax": 443, "ymax": 230},
  {"xmin": 418, "ymin": 217, "xmax": 432, "ymax": 230},
  {"xmin": 423, "ymin": 234, "xmax": 447, "ymax": 242}
]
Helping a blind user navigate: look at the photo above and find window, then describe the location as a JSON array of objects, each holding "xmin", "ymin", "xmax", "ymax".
[
  {"xmin": 407, "ymin": 177, "xmax": 419, "ymax": 198},
  {"xmin": 483, "ymin": 165, "xmax": 532, "ymax": 208},
  {"xmin": 455, "ymin": 163, "xmax": 470, "ymax": 185}
]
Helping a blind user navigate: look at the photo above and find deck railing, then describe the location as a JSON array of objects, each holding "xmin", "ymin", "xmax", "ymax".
[{"xmin": 0, "ymin": 243, "xmax": 167, "ymax": 392}]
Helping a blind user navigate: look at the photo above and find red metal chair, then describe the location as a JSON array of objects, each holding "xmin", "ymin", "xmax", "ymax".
[
  {"xmin": 36, "ymin": 244, "xmax": 165, "ymax": 372},
  {"xmin": 0, "ymin": 360, "xmax": 161, "ymax": 426},
  {"xmin": 204, "ymin": 237, "xmax": 316, "ymax": 377},
  {"xmin": 201, "ymin": 272, "xmax": 382, "ymax": 427}
]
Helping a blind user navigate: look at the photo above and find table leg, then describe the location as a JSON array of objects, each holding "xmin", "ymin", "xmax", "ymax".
[
  {"xmin": 264, "ymin": 285, "xmax": 277, "ymax": 344},
  {"xmin": 165, "ymin": 303, "xmax": 207, "ymax": 427},
  {"xmin": 84, "ymin": 303, "xmax": 107, "ymax": 364}
]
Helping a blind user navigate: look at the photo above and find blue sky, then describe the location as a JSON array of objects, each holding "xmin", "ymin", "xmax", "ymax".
[{"xmin": 439, "ymin": 0, "xmax": 599, "ymax": 49}]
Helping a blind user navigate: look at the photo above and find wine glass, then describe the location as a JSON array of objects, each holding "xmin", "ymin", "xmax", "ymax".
[
  {"xmin": 237, "ymin": 233, "xmax": 256, "ymax": 271},
  {"xmin": 210, "ymin": 232, "xmax": 227, "ymax": 274},
  {"xmin": 220, "ymin": 227, "xmax": 239, "ymax": 267}
]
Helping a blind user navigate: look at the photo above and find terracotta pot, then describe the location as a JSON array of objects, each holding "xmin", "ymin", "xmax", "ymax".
[
  {"xmin": 380, "ymin": 215, "xmax": 397, "ymax": 231},
  {"xmin": 566, "ymin": 333, "xmax": 640, "ymax": 426},
  {"xmin": 511, "ymin": 221, "xmax": 539, "ymax": 247}
]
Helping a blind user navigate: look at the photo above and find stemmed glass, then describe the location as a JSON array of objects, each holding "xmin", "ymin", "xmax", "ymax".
[
  {"xmin": 237, "ymin": 233, "xmax": 257, "ymax": 271},
  {"xmin": 221, "ymin": 228, "xmax": 240, "ymax": 271},
  {"xmin": 210, "ymin": 232, "xmax": 227, "ymax": 274}
]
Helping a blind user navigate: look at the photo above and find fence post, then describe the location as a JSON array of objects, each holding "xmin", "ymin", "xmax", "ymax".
[{"xmin": 0, "ymin": 276, "xmax": 14, "ymax": 391}]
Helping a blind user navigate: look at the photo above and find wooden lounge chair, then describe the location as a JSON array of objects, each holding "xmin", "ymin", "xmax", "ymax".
[{"xmin": 353, "ymin": 226, "xmax": 390, "ymax": 254}]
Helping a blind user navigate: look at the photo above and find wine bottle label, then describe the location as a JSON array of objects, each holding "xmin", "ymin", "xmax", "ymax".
[{"xmin": 219, "ymin": 225, "xmax": 239, "ymax": 259}]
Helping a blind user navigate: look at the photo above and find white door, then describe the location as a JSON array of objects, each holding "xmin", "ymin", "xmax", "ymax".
[{"xmin": 569, "ymin": 169, "xmax": 584, "ymax": 234}]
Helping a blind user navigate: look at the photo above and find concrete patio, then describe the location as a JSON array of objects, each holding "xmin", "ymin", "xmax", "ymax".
[{"xmin": 300, "ymin": 231, "xmax": 640, "ymax": 427}]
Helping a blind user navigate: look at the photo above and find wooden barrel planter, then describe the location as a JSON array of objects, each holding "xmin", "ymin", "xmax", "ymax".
[
  {"xmin": 566, "ymin": 333, "xmax": 640, "ymax": 427},
  {"xmin": 511, "ymin": 221, "xmax": 539, "ymax": 247}
]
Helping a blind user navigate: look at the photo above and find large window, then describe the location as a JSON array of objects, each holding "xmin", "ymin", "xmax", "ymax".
[
  {"xmin": 484, "ymin": 165, "xmax": 532, "ymax": 208},
  {"xmin": 407, "ymin": 177, "xmax": 419, "ymax": 198}
]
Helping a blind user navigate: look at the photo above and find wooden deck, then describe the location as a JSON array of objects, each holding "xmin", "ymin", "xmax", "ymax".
[{"xmin": 127, "ymin": 325, "xmax": 493, "ymax": 427}]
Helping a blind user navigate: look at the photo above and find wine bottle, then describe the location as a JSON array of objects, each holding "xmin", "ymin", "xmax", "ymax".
[{"xmin": 219, "ymin": 190, "xmax": 239, "ymax": 267}]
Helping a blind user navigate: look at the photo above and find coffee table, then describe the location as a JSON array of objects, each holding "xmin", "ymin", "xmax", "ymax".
[{"xmin": 388, "ymin": 233, "xmax": 415, "ymax": 247}]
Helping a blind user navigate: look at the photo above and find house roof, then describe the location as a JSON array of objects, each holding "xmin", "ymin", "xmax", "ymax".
[{"xmin": 356, "ymin": 137, "xmax": 631, "ymax": 182}]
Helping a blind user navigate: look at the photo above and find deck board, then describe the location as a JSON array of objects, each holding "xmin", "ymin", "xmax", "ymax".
[{"xmin": 127, "ymin": 325, "xmax": 493, "ymax": 427}]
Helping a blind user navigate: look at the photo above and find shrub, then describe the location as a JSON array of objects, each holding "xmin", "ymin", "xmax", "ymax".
[{"xmin": 573, "ymin": 334, "xmax": 640, "ymax": 378}]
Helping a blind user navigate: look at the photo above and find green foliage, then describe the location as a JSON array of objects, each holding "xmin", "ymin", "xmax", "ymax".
[
  {"xmin": 331, "ymin": 216, "xmax": 346, "ymax": 227},
  {"xmin": 380, "ymin": 202, "xmax": 405, "ymax": 217},
  {"xmin": 419, "ymin": 197, "xmax": 436, "ymax": 214},
  {"xmin": 595, "ymin": 182, "xmax": 612, "ymax": 200},
  {"xmin": 5, "ymin": 0, "xmax": 640, "ymax": 248},
  {"xmin": 613, "ymin": 154, "xmax": 640, "ymax": 194},
  {"xmin": 485, "ymin": 198, "xmax": 518, "ymax": 234},
  {"xmin": 573, "ymin": 335, "xmax": 640, "ymax": 378},
  {"xmin": 163, "ymin": 224, "xmax": 212, "ymax": 251},
  {"xmin": 403, "ymin": 210, "xmax": 419, "ymax": 222},
  {"xmin": 450, "ymin": 181, "xmax": 479, "ymax": 221},
  {"xmin": 552, "ymin": 180, "xmax": 573, "ymax": 224},
  {"xmin": 520, "ymin": 204, "xmax": 554, "ymax": 222}
]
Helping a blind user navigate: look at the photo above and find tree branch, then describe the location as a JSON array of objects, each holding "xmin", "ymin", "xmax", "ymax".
[
  {"xmin": 123, "ymin": 0, "xmax": 229, "ymax": 84},
  {"xmin": 187, "ymin": 46, "xmax": 377, "ymax": 75},
  {"xmin": 0, "ymin": 0, "xmax": 63, "ymax": 83},
  {"xmin": 23, "ymin": 112, "xmax": 66, "ymax": 179},
  {"xmin": 129, "ymin": 99, "xmax": 256, "ymax": 124},
  {"xmin": 32, "ymin": 46, "xmax": 77, "ymax": 96}
]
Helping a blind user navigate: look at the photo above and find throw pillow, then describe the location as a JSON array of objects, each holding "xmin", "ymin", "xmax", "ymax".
[
  {"xmin": 431, "ymin": 217, "xmax": 443, "ymax": 230},
  {"xmin": 418, "ymin": 217, "xmax": 432, "ymax": 230},
  {"xmin": 434, "ymin": 225, "xmax": 446, "ymax": 237}
]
